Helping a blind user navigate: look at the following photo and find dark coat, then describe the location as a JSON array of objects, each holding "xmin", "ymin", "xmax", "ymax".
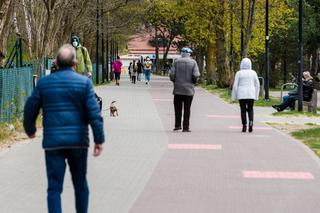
[
  {"xmin": 23, "ymin": 68, "xmax": 105, "ymax": 150},
  {"xmin": 303, "ymin": 79, "xmax": 314, "ymax": 101}
]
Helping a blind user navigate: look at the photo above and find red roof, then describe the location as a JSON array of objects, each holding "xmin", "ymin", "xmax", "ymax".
[{"xmin": 128, "ymin": 32, "xmax": 178, "ymax": 55}]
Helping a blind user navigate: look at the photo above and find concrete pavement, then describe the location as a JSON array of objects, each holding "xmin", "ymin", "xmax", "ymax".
[{"xmin": 1, "ymin": 75, "xmax": 320, "ymax": 213}]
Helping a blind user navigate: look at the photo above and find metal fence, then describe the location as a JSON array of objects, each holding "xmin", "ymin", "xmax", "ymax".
[
  {"xmin": 0, "ymin": 67, "xmax": 34, "ymax": 122},
  {"xmin": 0, "ymin": 61, "xmax": 106, "ymax": 123},
  {"xmin": 92, "ymin": 64, "xmax": 103, "ymax": 85}
]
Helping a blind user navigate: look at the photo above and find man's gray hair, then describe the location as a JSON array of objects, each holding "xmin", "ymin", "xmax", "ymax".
[{"xmin": 56, "ymin": 44, "xmax": 77, "ymax": 68}]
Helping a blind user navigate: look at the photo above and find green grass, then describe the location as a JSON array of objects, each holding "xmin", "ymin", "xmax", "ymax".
[
  {"xmin": 201, "ymin": 84, "xmax": 279, "ymax": 107},
  {"xmin": 292, "ymin": 128, "xmax": 320, "ymax": 157},
  {"xmin": 0, "ymin": 119, "xmax": 24, "ymax": 143},
  {"xmin": 305, "ymin": 122, "xmax": 319, "ymax": 126},
  {"xmin": 0, "ymin": 117, "xmax": 42, "ymax": 145},
  {"xmin": 0, "ymin": 123, "xmax": 12, "ymax": 142},
  {"xmin": 254, "ymin": 98, "xmax": 279, "ymax": 107},
  {"xmin": 272, "ymin": 111, "xmax": 320, "ymax": 117},
  {"xmin": 202, "ymin": 84, "xmax": 232, "ymax": 103}
]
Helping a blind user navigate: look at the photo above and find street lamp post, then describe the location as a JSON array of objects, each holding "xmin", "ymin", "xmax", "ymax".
[
  {"xmin": 101, "ymin": 5, "xmax": 105, "ymax": 83},
  {"xmin": 106, "ymin": 14, "xmax": 109, "ymax": 82},
  {"xmin": 95, "ymin": 0, "xmax": 100, "ymax": 84},
  {"xmin": 241, "ymin": 0, "xmax": 244, "ymax": 57},
  {"xmin": 265, "ymin": 0, "xmax": 270, "ymax": 100},
  {"xmin": 297, "ymin": 0, "xmax": 303, "ymax": 111}
]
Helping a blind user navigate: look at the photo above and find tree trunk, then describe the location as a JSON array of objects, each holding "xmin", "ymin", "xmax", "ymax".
[
  {"xmin": 206, "ymin": 41, "xmax": 216, "ymax": 85},
  {"xmin": 242, "ymin": 0, "xmax": 256, "ymax": 58},
  {"xmin": 22, "ymin": 0, "xmax": 33, "ymax": 58},
  {"xmin": 155, "ymin": 27, "xmax": 160, "ymax": 73},
  {"xmin": 195, "ymin": 47, "xmax": 205, "ymax": 83},
  {"xmin": 214, "ymin": 0, "xmax": 231, "ymax": 88},
  {"xmin": 0, "ymin": 0, "xmax": 12, "ymax": 34},
  {"xmin": 311, "ymin": 48, "xmax": 318, "ymax": 76},
  {"xmin": 163, "ymin": 34, "xmax": 175, "ymax": 66},
  {"xmin": 0, "ymin": 0, "xmax": 13, "ymax": 54}
]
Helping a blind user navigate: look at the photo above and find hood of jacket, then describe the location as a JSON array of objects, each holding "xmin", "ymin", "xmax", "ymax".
[
  {"xmin": 240, "ymin": 58, "xmax": 252, "ymax": 70},
  {"xmin": 71, "ymin": 36, "xmax": 81, "ymax": 45}
]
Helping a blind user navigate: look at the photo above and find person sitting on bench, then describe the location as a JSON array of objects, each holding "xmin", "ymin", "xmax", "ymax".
[{"xmin": 272, "ymin": 71, "xmax": 314, "ymax": 112}]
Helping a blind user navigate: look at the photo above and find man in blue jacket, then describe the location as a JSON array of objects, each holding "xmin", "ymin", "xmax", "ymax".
[{"xmin": 23, "ymin": 44, "xmax": 105, "ymax": 213}]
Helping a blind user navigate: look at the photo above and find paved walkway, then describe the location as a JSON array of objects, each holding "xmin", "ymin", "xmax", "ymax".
[{"xmin": 1, "ymin": 75, "xmax": 320, "ymax": 213}]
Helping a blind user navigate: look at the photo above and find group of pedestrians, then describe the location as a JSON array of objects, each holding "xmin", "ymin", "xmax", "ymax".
[
  {"xmin": 127, "ymin": 56, "xmax": 153, "ymax": 85},
  {"xmin": 22, "ymin": 31, "xmax": 316, "ymax": 213},
  {"xmin": 128, "ymin": 60, "xmax": 143, "ymax": 84}
]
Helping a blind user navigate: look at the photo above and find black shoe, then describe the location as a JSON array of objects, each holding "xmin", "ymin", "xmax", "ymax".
[
  {"xmin": 248, "ymin": 121, "xmax": 253, "ymax": 133},
  {"xmin": 173, "ymin": 127, "xmax": 182, "ymax": 131},
  {"xmin": 242, "ymin": 125, "xmax": 247, "ymax": 133},
  {"xmin": 272, "ymin": 105, "xmax": 280, "ymax": 112},
  {"xmin": 182, "ymin": 129, "xmax": 191, "ymax": 132}
]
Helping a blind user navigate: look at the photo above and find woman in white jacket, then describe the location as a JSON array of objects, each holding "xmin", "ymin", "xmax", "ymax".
[{"xmin": 232, "ymin": 58, "xmax": 260, "ymax": 132}]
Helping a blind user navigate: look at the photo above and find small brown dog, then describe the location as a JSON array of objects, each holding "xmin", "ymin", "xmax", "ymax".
[{"xmin": 109, "ymin": 101, "xmax": 118, "ymax": 117}]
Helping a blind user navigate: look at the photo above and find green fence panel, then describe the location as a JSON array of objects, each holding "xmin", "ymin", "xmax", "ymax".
[
  {"xmin": 0, "ymin": 59, "xmax": 105, "ymax": 123},
  {"xmin": 92, "ymin": 64, "xmax": 103, "ymax": 84},
  {"xmin": 0, "ymin": 67, "xmax": 33, "ymax": 123}
]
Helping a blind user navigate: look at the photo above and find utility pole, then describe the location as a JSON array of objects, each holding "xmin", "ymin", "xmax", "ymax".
[
  {"xmin": 110, "ymin": 36, "xmax": 114, "ymax": 81},
  {"xmin": 95, "ymin": 0, "xmax": 100, "ymax": 84},
  {"xmin": 241, "ymin": 0, "xmax": 244, "ymax": 57},
  {"xmin": 297, "ymin": 0, "xmax": 303, "ymax": 111},
  {"xmin": 265, "ymin": 0, "xmax": 270, "ymax": 100},
  {"xmin": 106, "ymin": 13, "xmax": 109, "ymax": 82},
  {"xmin": 101, "ymin": 5, "xmax": 105, "ymax": 83}
]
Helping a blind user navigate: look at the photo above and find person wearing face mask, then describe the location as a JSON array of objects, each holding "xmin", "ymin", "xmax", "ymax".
[{"xmin": 71, "ymin": 35, "xmax": 93, "ymax": 78}]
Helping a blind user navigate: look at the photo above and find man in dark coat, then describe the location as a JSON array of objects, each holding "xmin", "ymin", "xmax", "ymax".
[{"xmin": 23, "ymin": 44, "xmax": 105, "ymax": 213}]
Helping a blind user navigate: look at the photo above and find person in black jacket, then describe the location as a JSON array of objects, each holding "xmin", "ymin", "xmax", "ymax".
[{"xmin": 272, "ymin": 71, "xmax": 314, "ymax": 112}]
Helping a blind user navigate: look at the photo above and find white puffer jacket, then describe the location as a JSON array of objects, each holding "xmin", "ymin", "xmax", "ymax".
[{"xmin": 232, "ymin": 58, "xmax": 260, "ymax": 101}]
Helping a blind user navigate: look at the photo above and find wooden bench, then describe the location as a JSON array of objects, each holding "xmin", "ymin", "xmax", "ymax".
[{"xmin": 295, "ymin": 89, "xmax": 318, "ymax": 113}]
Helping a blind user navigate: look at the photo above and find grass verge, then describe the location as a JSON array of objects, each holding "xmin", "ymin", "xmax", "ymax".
[
  {"xmin": 272, "ymin": 111, "xmax": 320, "ymax": 117},
  {"xmin": 0, "ymin": 120, "xmax": 24, "ymax": 145},
  {"xmin": 201, "ymin": 84, "xmax": 279, "ymax": 107},
  {"xmin": 0, "ymin": 117, "xmax": 42, "ymax": 149},
  {"xmin": 292, "ymin": 127, "xmax": 320, "ymax": 157}
]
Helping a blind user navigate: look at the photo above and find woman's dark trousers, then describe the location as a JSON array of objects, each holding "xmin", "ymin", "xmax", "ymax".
[
  {"xmin": 239, "ymin": 99, "xmax": 254, "ymax": 126},
  {"xmin": 174, "ymin": 95, "xmax": 193, "ymax": 130},
  {"xmin": 131, "ymin": 75, "xmax": 136, "ymax": 84},
  {"xmin": 278, "ymin": 96, "xmax": 296, "ymax": 111},
  {"xmin": 45, "ymin": 149, "xmax": 89, "ymax": 213}
]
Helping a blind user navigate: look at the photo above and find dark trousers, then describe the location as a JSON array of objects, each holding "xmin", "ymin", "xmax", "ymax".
[
  {"xmin": 239, "ymin": 99, "xmax": 254, "ymax": 125},
  {"xmin": 174, "ymin": 95, "xmax": 193, "ymax": 130},
  {"xmin": 115, "ymin": 72, "xmax": 121, "ymax": 81},
  {"xmin": 131, "ymin": 75, "xmax": 136, "ymax": 84},
  {"xmin": 278, "ymin": 95, "xmax": 297, "ymax": 111},
  {"xmin": 45, "ymin": 149, "xmax": 89, "ymax": 213}
]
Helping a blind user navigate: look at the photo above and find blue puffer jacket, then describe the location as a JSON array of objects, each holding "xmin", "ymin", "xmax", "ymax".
[{"xmin": 23, "ymin": 68, "xmax": 104, "ymax": 150}]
